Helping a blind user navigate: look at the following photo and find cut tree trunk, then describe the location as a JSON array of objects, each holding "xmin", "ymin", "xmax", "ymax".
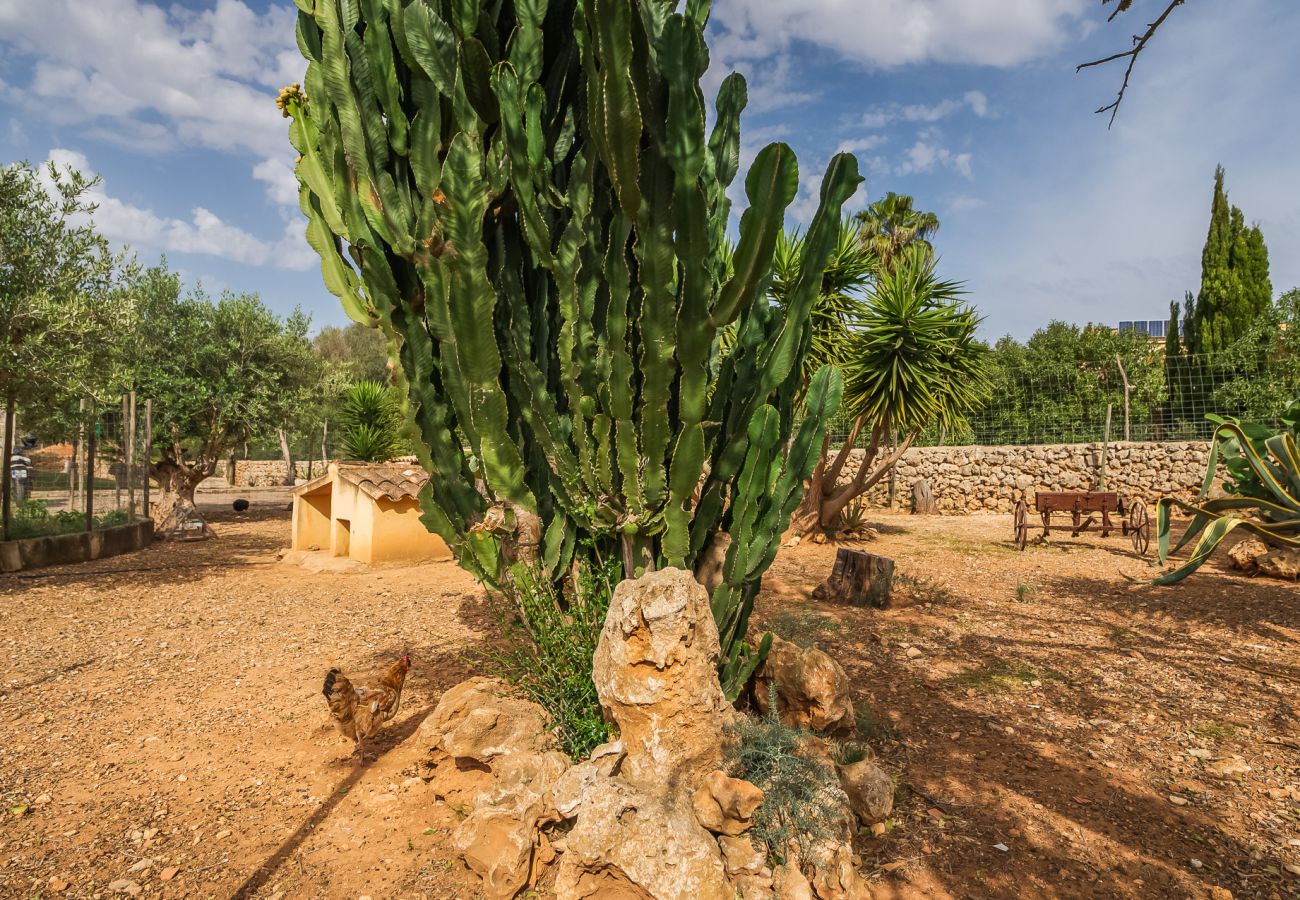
[
  {"xmin": 911, "ymin": 478, "xmax": 937, "ymax": 515},
  {"xmin": 812, "ymin": 548, "xmax": 896, "ymax": 608}
]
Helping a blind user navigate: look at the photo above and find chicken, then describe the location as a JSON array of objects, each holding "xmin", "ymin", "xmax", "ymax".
[{"xmin": 322, "ymin": 654, "xmax": 411, "ymax": 754}]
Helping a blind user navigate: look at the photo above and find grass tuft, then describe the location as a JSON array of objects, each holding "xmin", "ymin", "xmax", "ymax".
[
  {"xmin": 478, "ymin": 554, "xmax": 618, "ymax": 759},
  {"xmin": 945, "ymin": 659, "xmax": 1062, "ymax": 694},
  {"xmin": 769, "ymin": 608, "xmax": 836, "ymax": 649}
]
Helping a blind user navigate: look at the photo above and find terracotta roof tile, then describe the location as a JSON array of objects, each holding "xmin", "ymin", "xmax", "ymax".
[{"xmin": 336, "ymin": 463, "xmax": 429, "ymax": 502}]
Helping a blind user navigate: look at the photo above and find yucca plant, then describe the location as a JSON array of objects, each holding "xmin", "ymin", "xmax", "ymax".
[
  {"xmin": 280, "ymin": 0, "xmax": 862, "ymax": 697},
  {"xmin": 338, "ymin": 379, "xmax": 406, "ymax": 461},
  {"xmin": 791, "ymin": 245, "xmax": 990, "ymax": 533},
  {"xmin": 1152, "ymin": 402, "xmax": 1300, "ymax": 584}
]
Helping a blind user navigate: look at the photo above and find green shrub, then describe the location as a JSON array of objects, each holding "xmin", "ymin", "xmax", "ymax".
[
  {"xmin": 337, "ymin": 380, "xmax": 405, "ymax": 462},
  {"xmin": 7, "ymin": 499, "xmax": 134, "ymax": 540},
  {"xmin": 481, "ymin": 555, "xmax": 619, "ymax": 759},
  {"xmin": 725, "ymin": 688, "xmax": 845, "ymax": 863}
]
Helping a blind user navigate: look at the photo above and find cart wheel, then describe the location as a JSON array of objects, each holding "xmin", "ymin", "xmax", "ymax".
[
  {"xmin": 1128, "ymin": 498, "xmax": 1151, "ymax": 556},
  {"xmin": 1013, "ymin": 499, "xmax": 1029, "ymax": 551}
]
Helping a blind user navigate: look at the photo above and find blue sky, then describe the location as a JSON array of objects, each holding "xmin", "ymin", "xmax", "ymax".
[{"xmin": 1, "ymin": 0, "xmax": 1296, "ymax": 340}]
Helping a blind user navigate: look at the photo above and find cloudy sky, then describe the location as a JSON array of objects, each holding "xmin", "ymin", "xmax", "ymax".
[{"xmin": 0, "ymin": 0, "xmax": 1296, "ymax": 340}]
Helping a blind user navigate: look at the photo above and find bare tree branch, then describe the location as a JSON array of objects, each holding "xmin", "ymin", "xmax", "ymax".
[{"xmin": 1077, "ymin": 0, "xmax": 1186, "ymax": 127}]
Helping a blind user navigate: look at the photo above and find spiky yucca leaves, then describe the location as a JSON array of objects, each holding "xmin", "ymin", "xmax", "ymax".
[
  {"xmin": 841, "ymin": 248, "xmax": 988, "ymax": 433},
  {"xmin": 281, "ymin": 0, "xmax": 861, "ymax": 697},
  {"xmin": 338, "ymin": 379, "xmax": 405, "ymax": 461},
  {"xmin": 793, "ymin": 246, "xmax": 989, "ymax": 532},
  {"xmin": 1153, "ymin": 405, "xmax": 1300, "ymax": 584},
  {"xmin": 770, "ymin": 220, "xmax": 877, "ymax": 386}
]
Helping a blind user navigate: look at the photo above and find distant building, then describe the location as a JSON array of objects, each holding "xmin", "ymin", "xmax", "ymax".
[{"xmin": 1116, "ymin": 319, "xmax": 1174, "ymax": 339}]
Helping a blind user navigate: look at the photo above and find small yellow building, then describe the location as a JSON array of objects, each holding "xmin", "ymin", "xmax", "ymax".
[{"xmin": 291, "ymin": 462, "xmax": 452, "ymax": 565}]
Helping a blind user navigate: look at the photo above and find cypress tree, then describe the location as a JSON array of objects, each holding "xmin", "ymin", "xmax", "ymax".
[{"xmin": 1191, "ymin": 165, "xmax": 1271, "ymax": 356}]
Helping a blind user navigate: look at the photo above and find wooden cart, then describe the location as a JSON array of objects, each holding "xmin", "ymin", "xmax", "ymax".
[{"xmin": 1012, "ymin": 490, "xmax": 1149, "ymax": 555}]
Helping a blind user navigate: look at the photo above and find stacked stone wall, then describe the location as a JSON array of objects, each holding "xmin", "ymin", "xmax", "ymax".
[{"xmin": 834, "ymin": 441, "xmax": 1213, "ymax": 514}]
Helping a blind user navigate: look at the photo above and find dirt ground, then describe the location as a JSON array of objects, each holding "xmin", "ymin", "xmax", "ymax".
[{"xmin": 1, "ymin": 506, "xmax": 1297, "ymax": 899}]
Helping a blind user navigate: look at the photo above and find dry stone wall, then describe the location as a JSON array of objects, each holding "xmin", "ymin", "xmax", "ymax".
[
  {"xmin": 231, "ymin": 460, "xmax": 323, "ymax": 487},
  {"xmin": 839, "ymin": 441, "xmax": 1213, "ymax": 514}
]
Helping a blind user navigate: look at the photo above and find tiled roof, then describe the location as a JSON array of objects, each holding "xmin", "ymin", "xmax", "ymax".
[{"xmin": 336, "ymin": 463, "xmax": 429, "ymax": 502}]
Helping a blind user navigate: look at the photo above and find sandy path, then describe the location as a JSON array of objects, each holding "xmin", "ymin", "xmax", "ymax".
[{"xmin": 1, "ymin": 508, "xmax": 487, "ymax": 899}]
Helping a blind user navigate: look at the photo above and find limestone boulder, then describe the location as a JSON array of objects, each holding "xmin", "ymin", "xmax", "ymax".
[
  {"xmin": 418, "ymin": 676, "xmax": 556, "ymax": 767},
  {"xmin": 753, "ymin": 636, "xmax": 856, "ymax": 737},
  {"xmin": 1258, "ymin": 547, "xmax": 1300, "ymax": 580},
  {"xmin": 1227, "ymin": 538, "xmax": 1269, "ymax": 573},
  {"xmin": 592, "ymin": 568, "xmax": 736, "ymax": 790},
  {"xmin": 418, "ymin": 678, "xmax": 570, "ymax": 900},
  {"xmin": 555, "ymin": 777, "xmax": 732, "ymax": 900},
  {"xmin": 692, "ymin": 770, "xmax": 765, "ymax": 836},
  {"xmin": 835, "ymin": 759, "xmax": 893, "ymax": 825}
]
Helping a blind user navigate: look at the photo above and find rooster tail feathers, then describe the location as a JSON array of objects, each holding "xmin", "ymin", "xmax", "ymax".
[{"xmin": 322, "ymin": 668, "xmax": 341, "ymax": 698}]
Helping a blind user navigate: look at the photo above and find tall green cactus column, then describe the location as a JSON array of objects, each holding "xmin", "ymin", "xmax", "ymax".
[{"xmin": 280, "ymin": 0, "xmax": 862, "ymax": 698}]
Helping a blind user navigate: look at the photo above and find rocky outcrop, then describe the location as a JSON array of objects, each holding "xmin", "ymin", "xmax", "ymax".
[
  {"xmin": 753, "ymin": 636, "xmax": 856, "ymax": 737},
  {"xmin": 1257, "ymin": 546, "xmax": 1300, "ymax": 580},
  {"xmin": 555, "ymin": 777, "xmax": 732, "ymax": 900},
  {"xmin": 692, "ymin": 770, "xmax": 765, "ymax": 836},
  {"xmin": 1227, "ymin": 537, "xmax": 1269, "ymax": 573},
  {"xmin": 836, "ymin": 759, "xmax": 893, "ymax": 826},
  {"xmin": 427, "ymin": 571, "xmax": 871, "ymax": 900},
  {"xmin": 418, "ymin": 678, "xmax": 569, "ymax": 899},
  {"xmin": 593, "ymin": 567, "xmax": 737, "ymax": 790}
]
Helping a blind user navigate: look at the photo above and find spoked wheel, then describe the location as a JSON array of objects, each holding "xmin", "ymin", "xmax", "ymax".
[
  {"xmin": 1128, "ymin": 498, "xmax": 1151, "ymax": 556},
  {"xmin": 1013, "ymin": 499, "xmax": 1029, "ymax": 551}
]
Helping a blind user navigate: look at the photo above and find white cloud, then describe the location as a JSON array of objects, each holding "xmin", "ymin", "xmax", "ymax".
[
  {"xmin": 836, "ymin": 135, "xmax": 888, "ymax": 155},
  {"xmin": 44, "ymin": 148, "xmax": 313, "ymax": 270},
  {"xmin": 964, "ymin": 90, "xmax": 989, "ymax": 118},
  {"xmin": 0, "ymin": 0, "xmax": 301, "ymax": 208},
  {"xmin": 896, "ymin": 137, "xmax": 973, "ymax": 179},
  {"xmin": 856, "ymin": 90, "xmax": 990, "ymax": 129},
  {"xmin": 708, "ymin": 0, "xmax": 1088, "ymax": 70}
]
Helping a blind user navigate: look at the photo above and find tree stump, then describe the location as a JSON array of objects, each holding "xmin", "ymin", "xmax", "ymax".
[
  {"xmin": 911, "ymin": 478, "xmax": 937, "ymax": 515},
  {"xmin": 812, "ymin": 548, "xmax": 895, "ymax": 608}
]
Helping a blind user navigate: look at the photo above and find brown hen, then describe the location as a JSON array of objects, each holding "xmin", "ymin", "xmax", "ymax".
[{"xmin": 322, "ymin": 654, "xmax": 410, "ymax": 754}]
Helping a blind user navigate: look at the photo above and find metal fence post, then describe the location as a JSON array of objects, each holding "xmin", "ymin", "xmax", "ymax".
[
  {"xmin": 2, "ymin": 398, "xmax": 13, "ymax": 541},
  {"xmin": 127, "ymin": 391, "xmax": 137, "ymax": 518},
  {"xmin": 143, "ymin": 400, "xmax": 152, "ymax": 519},
  {"xmin": 85, "ymin": 406, "xmax": 97, "ymax": 532}
]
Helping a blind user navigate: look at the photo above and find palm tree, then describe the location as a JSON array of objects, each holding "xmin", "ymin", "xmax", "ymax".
[
  {"xmin": 854, "ymin": 192, "xmax": 940, "ymax": 273},
  {"xmin": 790, "ymin": 245, "xmax": 990, "ymax": 533}
]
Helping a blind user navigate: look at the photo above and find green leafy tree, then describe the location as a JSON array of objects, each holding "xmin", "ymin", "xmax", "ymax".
[
  {"xmin": 314, "ymin": 322, "xmax": 391, "ymax": 383},
  {"xmin": 981, "ymin": 321, "xmax": 1164, "ymax": 443},
  {"xmin": 1210, "ymin": 288, "xmax": 1300, "ymax": 422},
  {"xmin": 1190, "ymin": 166, "xmax": 1271, "ymax": 356},
  {"xmin": 126, "ymin": 264, "xmax": 321, "ymax": 530},
  {"xmin": 853, "ymin": 192, "xmax": 939, "ymax": 273},
  {"xmin": 793, "ymin": 247, "xmax": 989, "ymax": 532},
  {"xmin": 0, "ymin": 159, "xmax": 122, "ymax": 536},
  {"xmin": 280, "ymin": 0, "xmax": 861, "ymax": 698},
  {"xmin": 337, "ymin": 380, "xmax": 406, "ymax": 462}
]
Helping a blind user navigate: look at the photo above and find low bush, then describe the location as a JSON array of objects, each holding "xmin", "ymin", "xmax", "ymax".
[
  {"xmin": 725, "ymin": 688, "xmax": 845, "ymax": 863},
  {"xmin": 7, "ymin": 500, "xmax": 132, "ymax": 540},
  {"xmin": 480, "ymin": 554, "xmax": 619, "ymax": 759}
]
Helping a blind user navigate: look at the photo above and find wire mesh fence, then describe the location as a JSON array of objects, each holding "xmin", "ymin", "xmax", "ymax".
[
  {"xmin": 828, "ymin": 349, "xmax": 1300, "ymax": 448},
  {"xmin": 7, "ymin": 395, "xmax": 152, "ymax": 538}
]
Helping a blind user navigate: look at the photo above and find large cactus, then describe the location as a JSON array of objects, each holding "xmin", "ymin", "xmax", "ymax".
[{"xmin": 280, "ymin": 0, "xmax": 860, "ymax": 696}]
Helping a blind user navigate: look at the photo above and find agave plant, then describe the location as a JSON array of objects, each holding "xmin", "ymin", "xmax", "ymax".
[{"xmin": 1152, "ymin": 402, "xmax": 1300, "ymax": 584}]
